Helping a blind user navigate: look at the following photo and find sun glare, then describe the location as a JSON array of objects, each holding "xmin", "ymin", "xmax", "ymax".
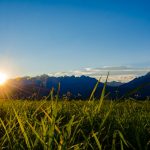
[{"xmin": 0, "ymin": 72, "xmax": 7, "ymax": 85}]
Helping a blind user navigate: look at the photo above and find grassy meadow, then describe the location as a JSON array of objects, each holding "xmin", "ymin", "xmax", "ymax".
[{"xmin": 0, "ymin": 99, "xmax": 150, "ymax": 150}]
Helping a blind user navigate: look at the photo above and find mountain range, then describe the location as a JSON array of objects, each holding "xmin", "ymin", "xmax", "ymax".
[{"xmin": 0, "ymin": 72, "xmax": 149, "ymax": 100}]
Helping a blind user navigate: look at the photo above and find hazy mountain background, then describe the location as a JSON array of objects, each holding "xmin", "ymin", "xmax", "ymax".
[{"xmin": 0, "ymin": 73, "xmax": 149, "ymax": 100}]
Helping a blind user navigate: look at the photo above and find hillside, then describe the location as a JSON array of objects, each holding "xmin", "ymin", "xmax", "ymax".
[{"xmin": 118, "ymin": 72, "xmax": 150, "ymax": 99}]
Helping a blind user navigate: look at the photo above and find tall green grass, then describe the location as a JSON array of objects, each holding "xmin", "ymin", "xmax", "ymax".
[{"xmin": 0, "ymin": 100, "xmax": 150, "ymax": 149}]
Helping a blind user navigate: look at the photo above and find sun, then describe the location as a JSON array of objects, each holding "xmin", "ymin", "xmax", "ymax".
[{"xmin": 0, "ymin": 72, "xmax": 7, "ymax": 85}]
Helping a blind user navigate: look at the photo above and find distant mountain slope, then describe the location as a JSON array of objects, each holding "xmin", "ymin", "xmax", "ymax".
[
  {"xmin": 121, "ymin": 72, "xmax": 150, "ymax": 88},
  {"xmin": 118, "ymin": 72, "xmax": 150, "ymax": 99},
  {"xmin": 107, "ymin": 81, "xmax": 123, "ymax": 87}
]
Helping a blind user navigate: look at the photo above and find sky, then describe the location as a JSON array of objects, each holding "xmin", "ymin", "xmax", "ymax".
[{"xmin": 0, "ymin": 0, "xmax": 150, "ymax": 81}]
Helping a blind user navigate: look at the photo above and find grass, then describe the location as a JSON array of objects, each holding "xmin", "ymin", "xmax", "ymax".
[
  {"xmin": 0, "ymin": 100, "xmax": 150, "ymax": 149},
  {"xmin": 0, "ymin": 76, "xmax": 150, "ymax": 150}
]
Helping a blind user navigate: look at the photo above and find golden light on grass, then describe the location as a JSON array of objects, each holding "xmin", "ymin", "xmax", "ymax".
[{"xmin": 0, "ymin": 72, "xmax": 7, "ymax": 86}]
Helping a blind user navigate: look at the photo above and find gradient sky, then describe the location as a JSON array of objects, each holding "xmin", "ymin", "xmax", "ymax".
[{"xmin": 0, "ymin": 0, "xmax": 150, "ymax": 80}]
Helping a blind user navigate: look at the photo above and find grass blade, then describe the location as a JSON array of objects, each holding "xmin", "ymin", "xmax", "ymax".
[
  {"xmin": 13, "ymin": 108, "xmax": 31, "ymax": 149},
  {"xmin": 0, "ymin": 118, "xmax": 12, "ymax": 149},
  {"xmin": 89, "ymin": 77, "xmax": 101, "ymax": 101},
  {"xmin": 97, "ymin": 73, "xmax": 109, "ymax": 112},
  {"xmin": 92, "ymin": 131, "xmax": 102, "ymax": 150}
]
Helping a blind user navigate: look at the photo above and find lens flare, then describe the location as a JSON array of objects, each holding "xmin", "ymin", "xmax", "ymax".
[{"xmin": 0, "ymin": 72, "xmax": 7, "ymax": 85}]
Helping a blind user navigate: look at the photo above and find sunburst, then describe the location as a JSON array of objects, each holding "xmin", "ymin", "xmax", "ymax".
[{"xmin": 0, "ymin": 72, "xmax": 7, "ymax": 85}]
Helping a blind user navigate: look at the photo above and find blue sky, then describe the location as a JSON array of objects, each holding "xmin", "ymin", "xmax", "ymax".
[{"xmin": 0, "ymin": 0, "xmax": 150, "ymax": 80}]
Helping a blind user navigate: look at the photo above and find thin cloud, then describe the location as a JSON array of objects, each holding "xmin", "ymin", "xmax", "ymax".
[{"xmin": 49, "ymin": 66, "xmax": 150, "ymax": 82}]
